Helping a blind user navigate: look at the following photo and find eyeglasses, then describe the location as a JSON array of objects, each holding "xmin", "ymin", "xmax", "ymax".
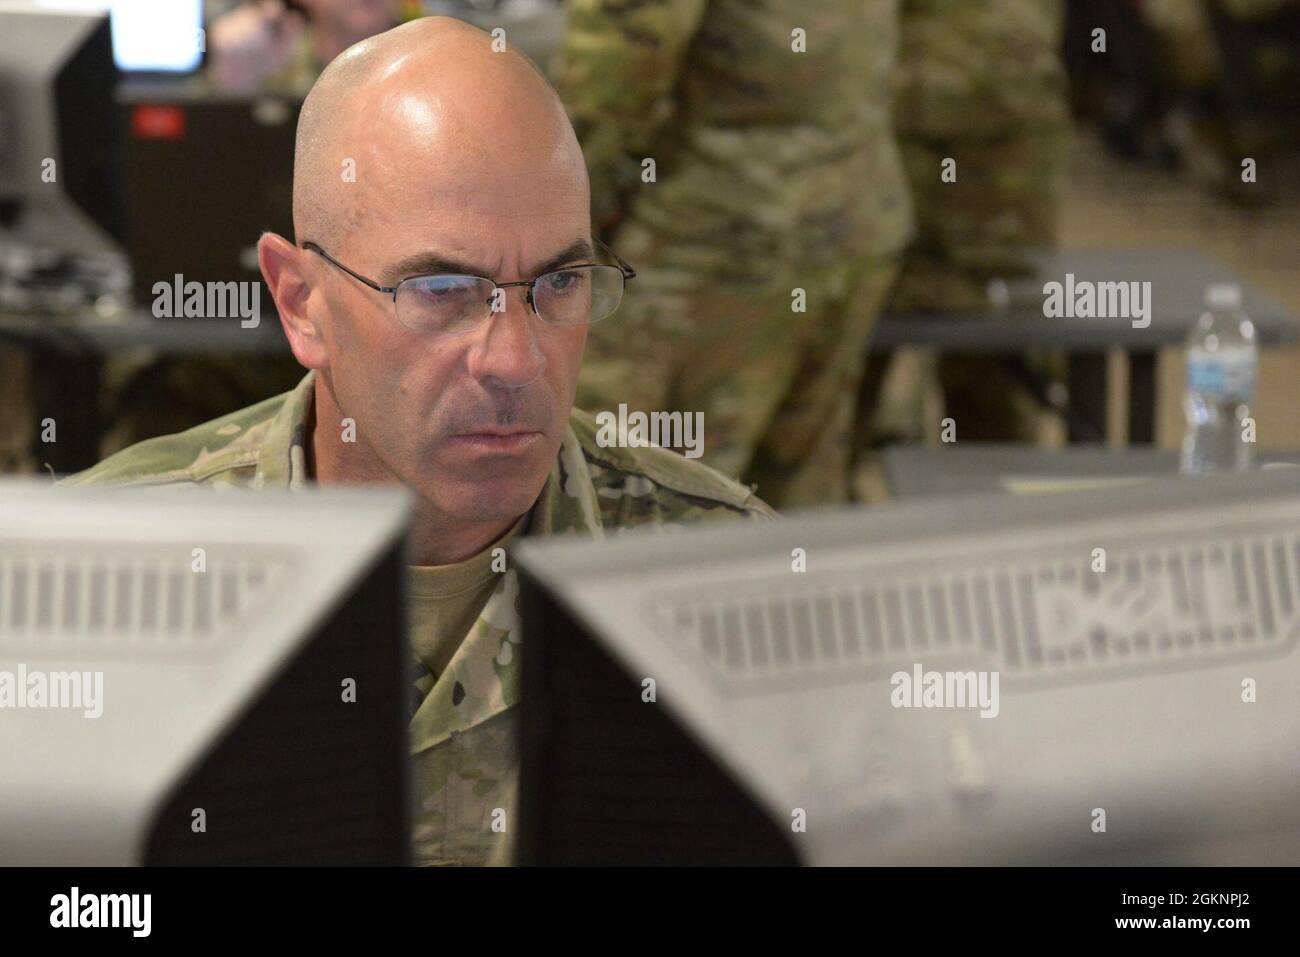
[{"xmin": 300, "ymin": 237, "xmax": 636, "ymax": 337}]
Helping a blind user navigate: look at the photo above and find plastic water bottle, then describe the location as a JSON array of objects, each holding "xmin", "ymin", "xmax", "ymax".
[{"xmin": 1180, "ymin": 283, "xmax": 1257, "ymax": 475}]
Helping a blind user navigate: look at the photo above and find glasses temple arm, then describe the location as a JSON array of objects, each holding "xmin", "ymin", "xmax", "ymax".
[
  {"xmin": 595, "ymin": 237, "xmax": 637, "ymax": 279},
  {"xmin": 302, "ymin": 242, "xmax": 398, "ymax": 297}
]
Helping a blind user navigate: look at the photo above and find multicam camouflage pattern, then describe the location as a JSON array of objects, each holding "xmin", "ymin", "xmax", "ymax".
[
  {"xmin": 1142, "ymin": 0, "xmax": 1222, "ymax": 93},
  {"xmin": 1142, "ymin": 0, "xmax": 1299, "ymax": 209},
  {"xmin": 62, "ymin": 370, "xmax": 773, "ymax": 865},
  {"xmin": 1142, "ymin": 0, "xmax": 1299, "ymax": 94},
  {"xmin": 880, "ymin": 0, "xmax": 1070, "ymax": 445},
  {"xmin": 890, "ymin": 0, "xmax": 1070, "ymax": 312},
  {"xmin": 1219, "ymin": 0, "xmax": 1298, "ymax": 15},
  {"xmin": 560, "ymin": 0, "xmax": 914, "ymax": 507}
]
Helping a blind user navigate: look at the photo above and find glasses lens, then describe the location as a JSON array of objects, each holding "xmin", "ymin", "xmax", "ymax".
[
  {"xmin": 396, "ymin": 274, "xmax": 495, "ymax": 334},
  {"xmin": 534, "ymin": 265, "xmax": 624, "ymax": 326}
]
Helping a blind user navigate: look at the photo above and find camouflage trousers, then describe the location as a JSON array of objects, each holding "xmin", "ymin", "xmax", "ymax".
[
  {"xmin": 0, "ymin": 345, "xmax": 36, "ymax": 475},
  {"xmin": 890, "ymin": 126, "xmax": 1068, "ymax": 313},
  {"xmin": 576, "ymin": 217, "xmax": 900, "ymax": 509},
  {"xmin": 937, "ymin": 349, "xmax": 1061, "ymax": 443},
  {"xmin": 871, "ymin": 124, "xmax": 1069, "ymax": 444},
  {"xmin": 860, "ymin": 337, "xmax": 1066, "ymax": 449}
]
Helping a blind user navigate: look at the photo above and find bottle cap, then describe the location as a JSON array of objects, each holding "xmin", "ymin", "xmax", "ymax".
[
  {"xmin": 1206, "ymin": 283, "xmax": 1242, "ymax": 311},
  {"xmin": 986, "ymin": 277, "xmax": 1010, "ymax": 312}
]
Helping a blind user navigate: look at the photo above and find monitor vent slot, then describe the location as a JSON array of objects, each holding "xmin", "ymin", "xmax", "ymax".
[
  {"xmin": 0, "ymin": 542, "xmax": 296, "ymax": 656},
  {"xmin": 648, "ymin": 532, "xmax": 1300, "ymax": 693}
]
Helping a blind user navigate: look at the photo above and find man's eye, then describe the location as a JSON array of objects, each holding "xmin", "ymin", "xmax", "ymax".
[
  {"xmin": 418, "ymin": 278, "xmax": 475, "ymax": 299},
  {"xmin": 545, "ymin": 270, "xmax": 585, "ymax": 293}
]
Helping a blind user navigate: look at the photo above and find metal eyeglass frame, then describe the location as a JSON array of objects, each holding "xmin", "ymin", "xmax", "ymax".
[{"xmin": 300, "ymin": 237, "xmax": 636, "ymax": 330}]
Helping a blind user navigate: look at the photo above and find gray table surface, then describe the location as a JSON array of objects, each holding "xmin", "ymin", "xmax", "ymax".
[
  {"xmin": 884, "ymin": 445, "xmax": 1300, "ymax": 500},
  {"xmin": 873, "ymin": 247, "xmax": 1295, "ymax": 352},
  {"xmin": 0, "ymin": 310, "xmax": 289, "ymax": 354}
]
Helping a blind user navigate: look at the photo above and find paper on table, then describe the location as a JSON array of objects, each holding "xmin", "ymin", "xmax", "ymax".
[
  {"xmin": 999, "ymin": 475, "xmax": 1154, "ymax": 495},
  {"xmin": 1003, "ymin": 462, "xmax": 1300, "ymax": 495}
]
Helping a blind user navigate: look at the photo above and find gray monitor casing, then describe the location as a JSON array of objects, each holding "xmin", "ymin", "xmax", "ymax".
[
  {"xmin": 0, "ymin": 482, "xmax": 411, "ymax": 865},
  {"xmin": 0, "ymin": 4, "xmax": 120, "ymax": 258},
  {"xmin": 517, "ymin": 469, "xmax": 1300, "ymax": 865}
]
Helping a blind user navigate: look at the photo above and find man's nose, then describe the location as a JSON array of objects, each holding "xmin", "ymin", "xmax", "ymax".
[{"xmin": 465, "ymin": 284, "xmax": 546, "ymax": 389}]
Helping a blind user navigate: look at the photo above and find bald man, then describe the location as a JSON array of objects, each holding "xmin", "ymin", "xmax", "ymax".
[{"xmin": 64, "ymin": 17, "xmax": 772, "ymax": 866}]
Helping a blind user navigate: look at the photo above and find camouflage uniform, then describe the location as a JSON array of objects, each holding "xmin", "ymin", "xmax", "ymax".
[
  {"xmin": 560, "ymin": 0, "xmax": 914, "ymax": 508},
  {"xmin": 0, "ymin": 346, "xmax": 36, "ymax": 475},
  {"xmin": 1139, "ymin": 0, "xmax": 1300, "ymax": 203},
  {"xmin": 62, "ymin": 370, "xmax": 773, "ymax": 865},
  {"xmin": 1141, "ymin": 0, "xmax": 1299, "ymax": 94},
  {"xmin": 883, "ymin": 0, "xmax": 1070, "ymax": 442}
]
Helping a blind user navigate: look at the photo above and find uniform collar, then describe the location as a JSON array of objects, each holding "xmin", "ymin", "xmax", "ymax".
[{"xmin": 252, "ymin": 369, "xmax": 316, "ymax": 490}]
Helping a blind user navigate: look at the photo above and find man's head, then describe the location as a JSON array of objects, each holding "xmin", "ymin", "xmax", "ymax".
[{"xmin": 259, "ymin": 17, "xmax": 594, "ymax": 544}]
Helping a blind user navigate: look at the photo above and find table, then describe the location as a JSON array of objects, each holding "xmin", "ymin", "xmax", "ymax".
[
  {"xmin": 872, "ymin": 248, "xmax": 1296, "ymax": 444},
  {"xmin": 883, "ymin": 445, "xmax": 1300, "ymax": 501}
]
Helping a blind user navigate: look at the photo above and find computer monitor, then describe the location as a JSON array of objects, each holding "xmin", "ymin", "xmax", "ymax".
[
  {"xmin": 116, "ymin": 84, "xmax": 299, "ymax": 312},
  {"xmin": 0, "ymin": 3, "xmax": 123, "ymax": 256},
  {"xmin": 110, "ymin": 0, "xmax": 204, "ymax": 75},
  {"xmin": 515, "ymin": 468, "xmax": 1300, "ymax": 865},
  {"xmin": 0, "ymin": 481, "xmax": 411, "ymax": 865}
]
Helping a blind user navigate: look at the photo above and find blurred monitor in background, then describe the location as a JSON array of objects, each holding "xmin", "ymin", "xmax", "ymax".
[
  {"xmin": 0, "ymin": 3, "xmax": 124, "ymax": 273},
  {"xmin": 110, "ymin": 0, "xmax": 204, "ymax": 74},
  {"xmin": 116, "ymin": 88, "xmax": 298, "ymax": 312}
]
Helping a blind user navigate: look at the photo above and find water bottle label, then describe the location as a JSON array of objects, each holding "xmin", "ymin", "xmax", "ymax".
[{"xmin": 1188, "ymin": 349, "xmax": 1256, "ymax": 400}]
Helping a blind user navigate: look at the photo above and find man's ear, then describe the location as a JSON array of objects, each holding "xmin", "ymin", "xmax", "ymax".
[{"xmin": 259, "ymin": 232, "xmax": 328, "ymax": 370}]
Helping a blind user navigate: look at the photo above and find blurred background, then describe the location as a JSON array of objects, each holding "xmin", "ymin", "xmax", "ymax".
[{"xmin": 1, "ymin": 0, "xmax": 1297, "ymax": 508}]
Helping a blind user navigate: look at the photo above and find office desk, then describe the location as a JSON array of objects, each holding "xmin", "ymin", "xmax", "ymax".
[
  {"xmin": 0, "ymin": 309, "xmax": 289, "ymax": 472},
  {"xmin": 883, "ymin": 445, "xmax": 1300, "ymax": 501},
  {"xmin": 872, "ymin": 248, "xmax": 1295, "ymax": 444}
]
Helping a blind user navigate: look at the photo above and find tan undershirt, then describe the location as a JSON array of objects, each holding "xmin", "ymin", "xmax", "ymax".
[{"xmin": 406, "ymin": 512, "xmax": 529, "ymax": 682}]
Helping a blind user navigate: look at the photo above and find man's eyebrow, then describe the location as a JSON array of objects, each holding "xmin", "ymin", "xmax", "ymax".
[{"xmin": 385, "ymin": 239, "xmax": 595, "ymax": 284}]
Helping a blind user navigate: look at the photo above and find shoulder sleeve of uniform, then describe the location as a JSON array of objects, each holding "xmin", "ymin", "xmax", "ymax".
[
  {"xmin": 59, "ymin": 393, "xmax": 283, "ymax": 488},
  {"xmin": 569, "ymin": 407, "xmax": 776, "ymax": 527}
]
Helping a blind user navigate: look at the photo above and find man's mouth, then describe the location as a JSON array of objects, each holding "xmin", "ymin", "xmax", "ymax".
[{"xmin": 449, "ymin": 429, "xmax": 545, "ymax": 454}]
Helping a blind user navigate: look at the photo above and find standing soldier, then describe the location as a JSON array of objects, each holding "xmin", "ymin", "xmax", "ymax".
[
  {"xmin": 881, "ymin": 0, "xmax": 1071, "ymax": 443},
  {"xmin": 1137, "ymin": 0, "xmax": 1299, "ymax": 203},
  {"xmin": 559, "ymin": 0, "xmax": 914, "ymax": 508}
]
